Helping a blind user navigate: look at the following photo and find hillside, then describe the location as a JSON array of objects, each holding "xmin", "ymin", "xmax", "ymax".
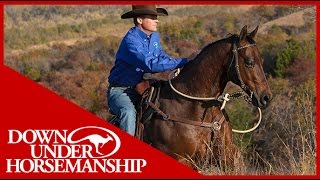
[
  {"xmin": 259, "ymin": 7, "xmax": 315, "ymax": 34},
  {"xmin": 5, "ymin": 5, "xmax": 314, "ymax": 56}
]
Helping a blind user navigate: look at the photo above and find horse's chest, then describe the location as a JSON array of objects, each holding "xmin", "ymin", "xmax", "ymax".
[{"xmin": 157, "ymin": 121, "xmax": 212, "ymax": 154}]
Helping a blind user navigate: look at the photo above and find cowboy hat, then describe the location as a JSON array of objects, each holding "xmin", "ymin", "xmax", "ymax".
[{"xmin": 121, "ymin": 5, "xmax": 168, "ymax": 19}]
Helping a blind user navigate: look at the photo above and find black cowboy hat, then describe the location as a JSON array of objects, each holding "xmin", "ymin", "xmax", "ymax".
[{"xmin": 121, "ymin": 5, "xmax": 168, "ymax": 19}]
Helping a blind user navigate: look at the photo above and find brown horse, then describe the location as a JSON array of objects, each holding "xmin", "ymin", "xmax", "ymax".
[{"xmin": 141, "ymin": 25, "xmax": 272, "ymax": 171}]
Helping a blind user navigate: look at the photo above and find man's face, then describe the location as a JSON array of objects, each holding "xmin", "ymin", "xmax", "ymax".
[{"xmin": 138, "ymin": 15, "xmax": 159, "ymax": 34}]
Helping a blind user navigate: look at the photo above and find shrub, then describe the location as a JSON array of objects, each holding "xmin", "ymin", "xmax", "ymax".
[
  {"xmin": 273, "ymin": 37, "xmax": 315, "ymax": 78},
  {"xmin": 23, "ymin": 65, "xmax": 41, "ymax": 81},
  {"xmin": 274, "ymin": 38, "xmax": 302, "ymax": 77},
  {"xmin": 285, "ymin": 57, "xmax": 315, "ymax": 86},
  {"xmin": 65, "ymin": 50, "xmax": 91, "ymax": 71},
  {"xmin": 171, "ymin": 39, "xmax": 199, "ymax": 57}
]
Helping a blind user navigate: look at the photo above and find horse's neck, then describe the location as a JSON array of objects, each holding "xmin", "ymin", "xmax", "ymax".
[{"xmin": 173, "ymin": 42, "xmax": 231, "ymax": 98}]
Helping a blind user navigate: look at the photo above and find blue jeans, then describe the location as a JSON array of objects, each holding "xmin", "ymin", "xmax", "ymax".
[{"xmin": 107, "ymin": 87, "xmax": 141, "ymax": 136}]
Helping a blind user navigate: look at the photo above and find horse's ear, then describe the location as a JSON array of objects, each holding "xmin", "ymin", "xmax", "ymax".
[
  {"xmin": 248, "ymin": 25, "xmax": 259, "ymax": 40},
  {"xmin": 239, "ymin": 25, "xmax": 248, "ymax": 42}
]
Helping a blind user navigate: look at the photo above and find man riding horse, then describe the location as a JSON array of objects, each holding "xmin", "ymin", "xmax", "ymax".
[{"xmin": 107, "ymin": 5, "xmax": 195, "ymax": 136}]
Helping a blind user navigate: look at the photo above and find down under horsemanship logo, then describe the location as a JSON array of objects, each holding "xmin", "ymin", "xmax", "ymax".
[
  {"xmin": 67, "ymin": 126, "xmax": 120, "ymax": 158},
  {"xmin": 6, "ymin": 126, "xmax": 147, "ymax": 173}
]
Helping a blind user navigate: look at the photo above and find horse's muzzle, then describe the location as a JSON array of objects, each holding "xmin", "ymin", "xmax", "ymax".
[
  {"xmin": 260, "ymin": 93, "xmax": 272, "ymax": 107},
  {"xmin": 257, "ymin": 92, "xmax": 272, "ymax": 108},
  {"xmin": 251, "ymin": 91, "xmax": 272, "ymax": 109}
]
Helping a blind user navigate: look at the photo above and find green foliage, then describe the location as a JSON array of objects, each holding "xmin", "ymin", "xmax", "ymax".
[
  {"xmin": 23, "ymin": 65, "xmax": 41, "ymax": 81},
  {"xmin": 273, "ymin": 37, "xmax": 315, "ymax": 78},
  {"xmin": 274, "ymin": 38, "xmax": 302, "ymax": 77}
]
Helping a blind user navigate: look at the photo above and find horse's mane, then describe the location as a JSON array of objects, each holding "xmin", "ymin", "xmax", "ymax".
[
  {"xmin": 200, "ymin": 34, "xmax": 236, "ymax": 55},
  {"xmin": 198, "ymin": 33, "xmax": 256, "ymax": 56}
]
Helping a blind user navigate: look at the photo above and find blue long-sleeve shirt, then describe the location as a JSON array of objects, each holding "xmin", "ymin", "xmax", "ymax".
[{"xmin": 108, "ymin": 26, "xmax": 188, "ymax": 86}]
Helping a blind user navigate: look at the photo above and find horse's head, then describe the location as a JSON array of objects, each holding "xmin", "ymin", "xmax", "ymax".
[{"xmin": 228, "ymin": 25, "xmax": 272, "ymax": 108}]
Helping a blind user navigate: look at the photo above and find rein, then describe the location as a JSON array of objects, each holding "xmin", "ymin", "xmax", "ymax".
[{"xmin": 148, "ymin": 101, "xmax": 225, "ymax": 130}]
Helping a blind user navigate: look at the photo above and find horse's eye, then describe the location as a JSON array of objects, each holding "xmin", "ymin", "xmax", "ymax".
[{"xmin": 244, "ymin": 58, "xmax": 254, "ymax": 68}]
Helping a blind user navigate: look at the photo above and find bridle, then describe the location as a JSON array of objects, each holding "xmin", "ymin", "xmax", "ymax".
[{"xmin": 228, "ymin": 41, "xmax": 256, "ymax": 99}]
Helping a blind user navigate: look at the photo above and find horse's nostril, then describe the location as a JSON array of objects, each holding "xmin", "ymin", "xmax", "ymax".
[{"xmin": 261, "ymin": 95, "xmax": 270, "ymax": 105}]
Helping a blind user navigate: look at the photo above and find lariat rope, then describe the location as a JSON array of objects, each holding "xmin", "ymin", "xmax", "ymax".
[
  {"xmin": 166, "ymin": 42, "xmax": 261, "ymax": 134},
  {"xmin": 168, "ymin": 70, "xmax": 262, "ymax": 134},
  {"xmin": 232, "ymin": 107, "xmax": 262, "ymax": 133},
  {"xmin": 168, "ymin": 69, "xmax": 223, "ymax": 101}
]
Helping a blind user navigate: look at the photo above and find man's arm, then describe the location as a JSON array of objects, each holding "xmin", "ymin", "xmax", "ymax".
[{"xmin": 121, "ymin": 37, "xmax": 187, "ymax": 73}]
